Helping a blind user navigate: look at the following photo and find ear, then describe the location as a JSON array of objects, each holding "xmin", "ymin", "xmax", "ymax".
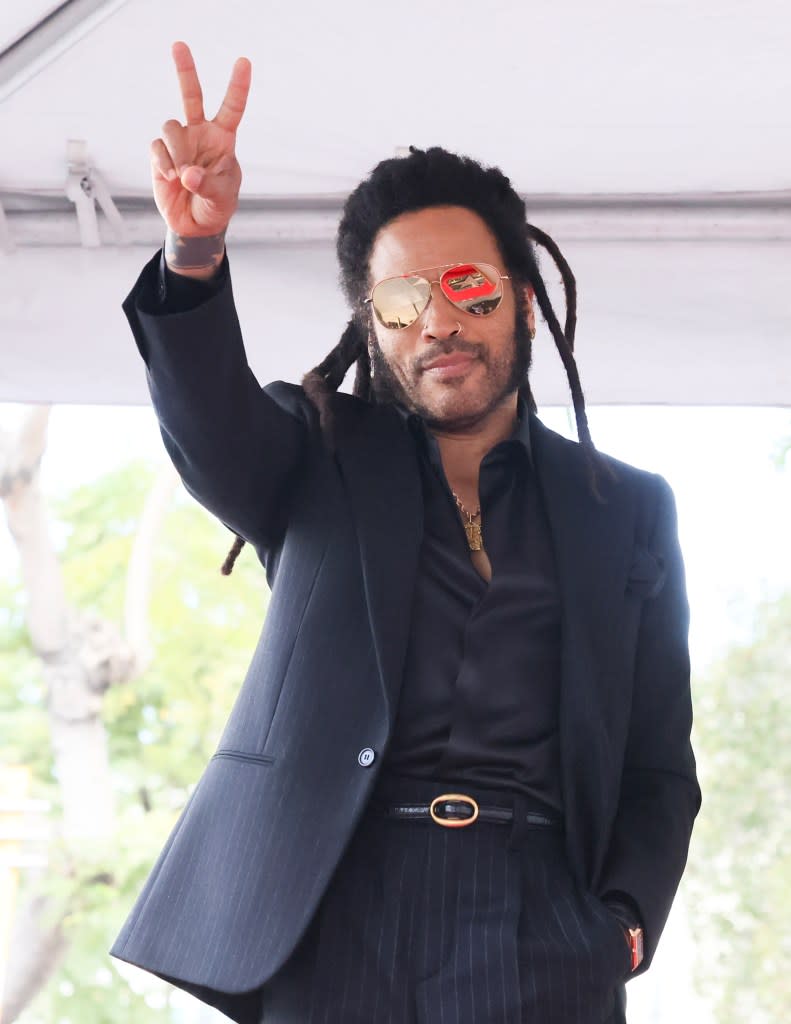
[{"xmin": 523, "ymin": 284, "xmax": 536, "ymax": 336}]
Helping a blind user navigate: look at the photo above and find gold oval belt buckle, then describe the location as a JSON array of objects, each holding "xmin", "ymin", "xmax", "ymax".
[{"xmin": 429, "ymin": 793, "xmax": 480, "ymax": 828}]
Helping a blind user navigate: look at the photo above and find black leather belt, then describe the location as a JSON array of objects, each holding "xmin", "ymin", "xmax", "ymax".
[{"xmin": 377, "ymin": 792, "xmax": 561, "ymax": 830}]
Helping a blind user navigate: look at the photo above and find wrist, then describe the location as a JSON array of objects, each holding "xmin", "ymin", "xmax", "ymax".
[
  {"xmin": 624, "ymin": 924, "xmax": 644, "ymax": 971},
  {"xmin": 164, "ymin": 228, "xmax": 227, "ymax": 278},
  {"xmin": 602, "ymin": 894, "xmax": 644, "ymax": 971}
]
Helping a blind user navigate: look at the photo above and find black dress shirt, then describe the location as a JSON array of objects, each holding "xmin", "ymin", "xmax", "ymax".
[{"xmin": 381, "ymin": 399, "xmax": 564, "ymax": 815}]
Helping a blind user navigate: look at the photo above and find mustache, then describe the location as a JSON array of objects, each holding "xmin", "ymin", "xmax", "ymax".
[{"xmin": 416, "ymin": 341, "xmax": 482, "ymax": 372}]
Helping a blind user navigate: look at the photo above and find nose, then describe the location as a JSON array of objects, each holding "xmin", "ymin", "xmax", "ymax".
[{"xmin": 420, "ymin": 281, "xmax": 463, "ymax": 341}]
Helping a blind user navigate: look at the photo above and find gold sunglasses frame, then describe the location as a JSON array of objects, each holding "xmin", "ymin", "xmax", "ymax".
[{"xmin": 363, "ymin": 261, "xmax": 511, "ymax": 330}]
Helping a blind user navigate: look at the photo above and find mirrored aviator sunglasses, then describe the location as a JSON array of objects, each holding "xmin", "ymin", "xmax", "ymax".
[{"xmin": 365, "ymin": 262, "xmax": 510, "ymax": 330}]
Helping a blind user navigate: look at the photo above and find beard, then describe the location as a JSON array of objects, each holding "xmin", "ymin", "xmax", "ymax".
[{"xmin": 367, "ymin": 303, "xmax": 533, "ymax": 433}]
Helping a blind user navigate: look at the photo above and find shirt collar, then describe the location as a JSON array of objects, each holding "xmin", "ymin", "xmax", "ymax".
[{"xmin": 391, "ymin": 392, "xmax": 533, "ymax": 469}]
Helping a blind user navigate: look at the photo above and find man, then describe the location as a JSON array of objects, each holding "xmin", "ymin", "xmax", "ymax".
[{"xmin": 111, "ymin": 40, "xmax": 701, "ymax": 1024}]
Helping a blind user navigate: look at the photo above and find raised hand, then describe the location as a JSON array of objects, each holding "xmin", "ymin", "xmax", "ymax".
[{"xmin": 150, "ymin": 41, "xmax": 251, "ymax": 246}]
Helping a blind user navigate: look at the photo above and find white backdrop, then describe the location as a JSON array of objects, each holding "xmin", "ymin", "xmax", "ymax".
[{"xmin": 1, "ymin": 0, "xmax": 789, "ymax": 405}]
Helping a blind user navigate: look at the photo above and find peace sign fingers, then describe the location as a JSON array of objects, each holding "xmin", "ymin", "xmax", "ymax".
[
  {"xmin": 171, "ymin": 40, "xmax": 207, "ymax": 125},
  {"xmin": 155, "ymin": 42, "xmax": 250, "ymax": 239},
  {"xmin": 213, "ymin": 55, "xmax": 252, "ymax": 134}
]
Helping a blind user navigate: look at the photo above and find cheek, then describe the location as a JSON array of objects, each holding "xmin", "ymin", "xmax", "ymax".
[{"xmin": 375, "ymin": 333, "xmax": 413, "ymax": 373}]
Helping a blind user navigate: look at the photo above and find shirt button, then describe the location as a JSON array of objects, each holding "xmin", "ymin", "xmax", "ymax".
[{"xmin": 357, "ymin": 747, "xmax": 376, "ymax": 767}]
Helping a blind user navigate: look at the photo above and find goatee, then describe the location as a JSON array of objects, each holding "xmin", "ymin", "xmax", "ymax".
[{"xmin": 367, "ymin": 308, "xmax": 533, "ymax": 431}]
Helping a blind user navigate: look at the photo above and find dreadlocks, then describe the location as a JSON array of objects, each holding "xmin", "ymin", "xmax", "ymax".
[{"xmin": 221, "ymin": 145, "xmax": 615, "ymax": 574}]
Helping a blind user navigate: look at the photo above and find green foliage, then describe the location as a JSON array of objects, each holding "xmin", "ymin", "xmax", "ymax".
[
  {"xmin": 1, "ymin": 458, "xmax": 269, "ymax": 1023},
  {"xmin": 771, "ymin": 433, "xmax": 790, "ymax": 471},
  {"xmin": 686, "ymin": 592, "xmax": 791, "ymax": 1023}
]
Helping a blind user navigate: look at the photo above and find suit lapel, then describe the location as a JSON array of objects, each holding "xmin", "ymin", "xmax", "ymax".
[
  {"xmin": 335, "ymin": 403, "xmax": 424, "ymax": 726},
  {"xmin": 529, "ymin": 414, "xmax": 638, "ymax": 879}
]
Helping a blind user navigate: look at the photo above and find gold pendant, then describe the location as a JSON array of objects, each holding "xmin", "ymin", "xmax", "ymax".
[{"xmin": 464, "ymin": 519, "xmax": 483, "ymax": 551}]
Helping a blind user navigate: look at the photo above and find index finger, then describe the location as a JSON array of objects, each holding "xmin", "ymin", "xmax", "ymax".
[
  {"xmin": 213, "ymin": 56, "xmax": 252, "ymax": 134},
  {"xmin": 172, "ymin": 40, "xmax": 206, "ymax": 125}
]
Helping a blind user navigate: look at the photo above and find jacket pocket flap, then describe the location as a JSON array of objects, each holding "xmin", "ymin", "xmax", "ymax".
[{"xmin": 626, "ymin": 545, "xmax": 666, "ymax": 600}]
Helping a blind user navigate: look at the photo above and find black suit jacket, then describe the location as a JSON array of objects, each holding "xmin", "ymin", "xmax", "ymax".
[{"xmin": 111, "ymin": 251, "xmax": 701, "ymax": 1018}]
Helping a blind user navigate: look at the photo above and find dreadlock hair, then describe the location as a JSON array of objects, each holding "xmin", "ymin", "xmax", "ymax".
[{"xmin": 221, "ymin": 145, "xmax": 616, "ymax": 574}]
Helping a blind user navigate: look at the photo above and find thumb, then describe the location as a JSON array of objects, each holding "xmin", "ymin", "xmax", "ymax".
[{"xmin": 180, "ymin": 165, "xmax": 204, "ymax": 192}]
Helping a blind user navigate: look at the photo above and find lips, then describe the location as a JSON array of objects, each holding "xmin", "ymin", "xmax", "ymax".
[{"xmin": 423, "ymin": 353, "xmax": 476, "ymax": 371}]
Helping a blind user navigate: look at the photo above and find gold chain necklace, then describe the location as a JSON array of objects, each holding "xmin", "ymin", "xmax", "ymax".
[{"xmin": 451, "ymin": 491, "xmax": 483, "ymax": 551}]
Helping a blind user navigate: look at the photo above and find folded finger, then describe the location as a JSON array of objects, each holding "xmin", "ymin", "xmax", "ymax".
[
  {"xmin": 160, "ymin": 119, "xmax": 192, "ymax": 175},
  {"xmin": 150, "ymin": 138, "xmax": 177, "ymax": 181}
]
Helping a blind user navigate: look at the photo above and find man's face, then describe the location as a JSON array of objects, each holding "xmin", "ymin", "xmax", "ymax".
[{"xmin": 365, "ymin": 205, "xmax": 535, "ymax": 432}]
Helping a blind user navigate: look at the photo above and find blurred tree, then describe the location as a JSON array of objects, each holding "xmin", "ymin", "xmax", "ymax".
[
  {"xmin": 686, "ymin": 591, "xmax": 791, "ymax": 1022},
  {"xmin": 0, "ymin": 410, "xmax": 267, "ymax": 1023}
]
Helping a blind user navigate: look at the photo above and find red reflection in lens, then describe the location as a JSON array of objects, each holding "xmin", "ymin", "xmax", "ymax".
[{"xmin": 440, "ymin": 264, "xmax": 496, "ymax": 302}]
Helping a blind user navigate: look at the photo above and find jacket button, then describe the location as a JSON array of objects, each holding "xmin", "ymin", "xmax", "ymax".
[{"xmin": 357, "ymin": 747, "xmax": 375, "ymax": 767}]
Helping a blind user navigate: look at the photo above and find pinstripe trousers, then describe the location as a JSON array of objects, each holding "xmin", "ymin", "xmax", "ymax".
[{"xmin": 259, "ymin": 773, "xmax": 631, "ymax": 1023}]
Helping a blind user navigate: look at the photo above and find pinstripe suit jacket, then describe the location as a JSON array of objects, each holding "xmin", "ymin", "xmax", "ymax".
[{"xmin": 111, "ymin": 251, "xmax": 701, "ymax": 1012}]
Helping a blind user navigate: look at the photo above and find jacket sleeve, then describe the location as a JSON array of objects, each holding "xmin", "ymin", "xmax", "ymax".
[
  {"xmin": 123, "ymin": 248, "xmax": 316, "ymax": 557},
  {"xmin": 597, "ymin": 473, "xmax": 702, "ymax": 975},
  {"xmin": 158, "ymin": 247, "xmax": 226, "ymax": 311}
]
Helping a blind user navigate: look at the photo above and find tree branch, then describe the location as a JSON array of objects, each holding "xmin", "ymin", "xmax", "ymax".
[
  {"xmin": 124, "ymin": 461, "xmax": 180, "ymax": 674},
  {"xmin": 2, "ymin": 889, "xmax": 68, "ymax": 1024},
  {"xmin": 0, "ymin": 408, "xmax": 176, "ymax": 1019}
]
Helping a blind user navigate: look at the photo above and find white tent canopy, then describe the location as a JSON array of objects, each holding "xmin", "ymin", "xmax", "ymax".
[{"xmin": 1, "ymin": 0, "xmax": 789, "ymax": 406}]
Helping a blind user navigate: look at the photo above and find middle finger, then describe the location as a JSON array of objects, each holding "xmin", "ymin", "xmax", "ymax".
[{"xmin": 214, "ymin": 56, "xmax": 251, "ymax": 134}]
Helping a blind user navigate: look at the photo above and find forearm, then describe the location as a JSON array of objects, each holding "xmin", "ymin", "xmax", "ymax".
[
  {"xmin": 124, "ymin": 250, "xmax": 310, "ymax": 553},
  {"xmin": 598, "ymin": 768, "xmax": 700, "ymax": 968},
  {"xmin": 598, "ymin": 474, "xmax": 701, "ymax": 972}
]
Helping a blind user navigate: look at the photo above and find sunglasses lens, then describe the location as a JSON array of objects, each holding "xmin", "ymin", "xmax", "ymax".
[
  {"xmin": 372, "ymin": 275, "xmax": 431, "ymax": 328},
  {"xmin": 440, "ymin": 263, "xmax": 503, "ymax": 315}
]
